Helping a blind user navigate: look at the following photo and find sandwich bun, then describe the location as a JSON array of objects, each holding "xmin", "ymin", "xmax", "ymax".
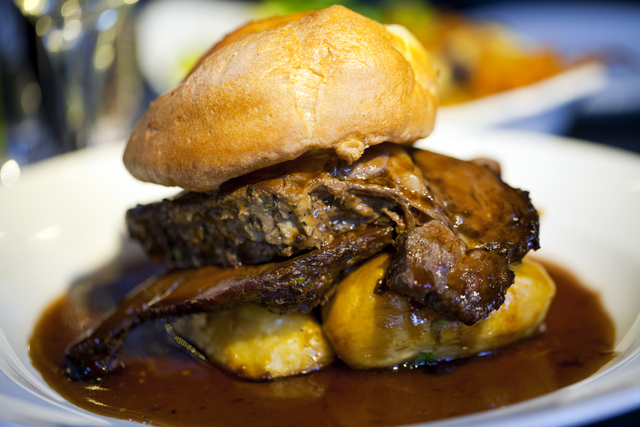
[{"xmin": 124, "ymin": 5, "xmax": 438, "ymax": 192}]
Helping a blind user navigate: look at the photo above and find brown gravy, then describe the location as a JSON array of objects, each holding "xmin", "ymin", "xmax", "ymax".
[{"xmin": 29, "ymin": 261, "xmax": 615, "ymax": 426}]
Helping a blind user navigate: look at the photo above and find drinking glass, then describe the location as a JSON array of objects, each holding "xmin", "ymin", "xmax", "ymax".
[{"xmin": 14, "ymin": 0, "xmax": 137, "ymax": 151}]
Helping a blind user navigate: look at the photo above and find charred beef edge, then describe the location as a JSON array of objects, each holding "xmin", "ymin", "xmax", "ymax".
[{"xmin": 66, "ymin": 227, "xmax": 393, "ymax": 381}]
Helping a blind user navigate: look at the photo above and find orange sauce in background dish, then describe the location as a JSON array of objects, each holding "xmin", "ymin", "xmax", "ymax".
[{"xmin": 29, "ymin": 260, "xmax": 614, "ymax": 427}]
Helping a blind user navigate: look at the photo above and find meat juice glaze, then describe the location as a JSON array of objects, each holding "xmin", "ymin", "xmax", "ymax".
[{"xmin": 29, "ymin": 260, "xmax": 614, "ymax": 427}]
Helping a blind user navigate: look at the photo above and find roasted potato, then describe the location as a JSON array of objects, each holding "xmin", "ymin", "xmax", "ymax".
[
  {"xmin": 322, "ymin": 253, "xmax": 555, "ymax": 368},
  {"xmin": 173, "ymin": 304, "xmax": 334, "ymax": 380}
]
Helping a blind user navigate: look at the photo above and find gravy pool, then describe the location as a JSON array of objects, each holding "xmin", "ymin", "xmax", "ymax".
[{"xmin": 29, "ymin": 260, "xmax": 614, "ymax": 426}]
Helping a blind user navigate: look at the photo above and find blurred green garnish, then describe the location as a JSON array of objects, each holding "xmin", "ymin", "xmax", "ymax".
[
  {"xmin": 179, "ymin": 51, "xmax": 204, "ymax": 79},
  {"xmin": 260, "ymin": 0, "xmax": 384, "ymax": 22},
  {"xmin": 258, "ymin": 0, "xmax": 435, "ymax": 24},
  {"xmin": 382, "ymin": 0, "xmax": 435, "ymax": 26},
  {"xmin": 415, "ymin": 351, "xmax": 437, "ymax": 364}
]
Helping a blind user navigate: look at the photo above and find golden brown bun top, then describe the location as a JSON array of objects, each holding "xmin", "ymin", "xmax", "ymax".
[{"xmin": 124, "ymin": 5, "xmax": 438, "ymax": 192}]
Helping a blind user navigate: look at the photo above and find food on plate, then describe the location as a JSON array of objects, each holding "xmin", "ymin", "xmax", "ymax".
[
  {"xmin": 172, "ymin": 302, "xmax": 336, "ymax": 380},
  {"xmin": 64, "ymin": 5, "xmax": 548, "ymax": 383},
  {"xmin": 384, "ymin": 5, "xmax": 565, "ymax": 105},
  {"xmin": 123, "ymin": 7, "xmax": 437, "ymax": 192},
  {"xmin": 322, "ymin": 254, "xmax": 554, "ymax": 368},
  {"xmin": 30, "ymin": 260, "xmax": 614, "ymax": 426}
]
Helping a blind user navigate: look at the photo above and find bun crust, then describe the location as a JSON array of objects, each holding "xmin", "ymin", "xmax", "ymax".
[{"xmin": 124, "ymin": 5, "xmax": 438, "ymax": 191}]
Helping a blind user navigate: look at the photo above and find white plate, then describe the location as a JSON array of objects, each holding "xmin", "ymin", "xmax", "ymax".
[
  {"xmin": 435, "ymin": 62, "xmax": 606, "ymax": 134},
  {"xmin": 1, "ymin": 130, "xmax": 640, "ymax": 427},
  {"xmin": 135, "ymin": 0, "xmax": 254, "ymax": 96},
  {"xmin": 469, "ymin": 1, "xmax": 640, "ymax": 116}
]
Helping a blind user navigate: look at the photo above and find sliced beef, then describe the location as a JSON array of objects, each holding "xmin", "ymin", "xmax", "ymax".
[
  {"xmin": 410, "ymin": 148, "xmax": 539, "ymax": 260},
  {"xmin": 66, "ymin": 227, "xmax": 393, "ymax": 381},
  {"xmin": 127, "ymin": 143, "xmax": 447, "ymax": 268},
  {"xmin": 384, "ymin": 149, "xmax": 539, "ymax": 325},
  {"xmin": 125, "ymin": 145, "xmax": 538, "ymax": 326},
  {"xmin": 386, "ymin": 222, "xmax": 516, "ymax": 325},
  {"xmin": 68, "ymin": 146, "xmax": 540, "ymax": 381}
]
